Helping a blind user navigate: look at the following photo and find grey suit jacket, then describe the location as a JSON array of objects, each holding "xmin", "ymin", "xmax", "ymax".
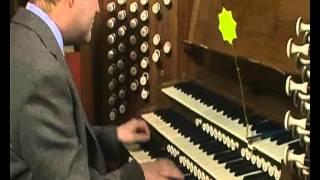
[{"xmin": 10, "ymin": 8, "xmax": 144, "ymax": 180}]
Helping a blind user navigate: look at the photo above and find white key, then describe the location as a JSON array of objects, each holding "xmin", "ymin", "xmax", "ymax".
[{"xmin": 124, "ymin": 144, "xmax": 155, "ymax": 163}]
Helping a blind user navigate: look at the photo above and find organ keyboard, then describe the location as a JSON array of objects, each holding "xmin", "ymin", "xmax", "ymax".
[
  {"xmin": 123, "ymin": 81, "xmax": 305, "ymax": 180},
  {"xmin": 162, "ymin": 82, "xmax": 299, "ymax": 164},
  {"xmin": 125, "ymin": 107, "xmax": 286, "ymax": 180}
]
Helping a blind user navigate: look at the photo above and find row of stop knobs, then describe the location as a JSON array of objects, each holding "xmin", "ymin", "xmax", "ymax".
[
  {"xmin": 106, "ymin": 0, "xmax": 150, "ymax": 122},
  {"xmin": 107, "ymin": 0, "xmax": 172, "ymax": 15},
  {"xmin": 107, "ymin": 28, "xmax": 172, "ymax": 62},
  {"xmin": 107, "ymin": 75, "xmax": 150, "ymax": 121},
  {"xmin": 284, "ymin": 16, "xmax": 310, "ymax": 133},
  {"xmin": 283, "ymin": 16, "xmax": 310, "ymax": 180},
  {"xmin": 107, "ymin": 72, "xmax": 150, "ymax": 96}
]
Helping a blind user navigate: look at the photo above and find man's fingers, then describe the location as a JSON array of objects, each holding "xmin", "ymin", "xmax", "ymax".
[
  {"xmin": 140, "ymin": 120, "xmax": 150, "ymax": 137},
  {"xmin": 134, "ymin": 120, "xmax": 150, "ymax": 135},
  {"xmin": 133, "ymin": 119, "xmax": 150, "ymax": 142},
  {"xmin": 157, "ymin": 158, "xmax": 184, "ymax": 179},
  {"xmin": 168, "ymin": 168, "xmax": 184, "ymax": 180},
  {"xmin": 134, "ymin": 133, "xmax": 150, "ymax": 142},
  {"xmin": 157, "ymin": 176, "xmax": 171, "ymax": 180},
  {"xmin": 159, "ymin": 166, "xmax": 184, "ymax": 180}
]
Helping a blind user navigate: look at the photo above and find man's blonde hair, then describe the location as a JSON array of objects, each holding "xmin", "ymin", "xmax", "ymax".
[{"xmin": 29, "ymin": 0, "xmax": 60, "ymax": 13}]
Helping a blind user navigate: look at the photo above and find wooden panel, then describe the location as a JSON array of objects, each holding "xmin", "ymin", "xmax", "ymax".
[
  {"xmin": 79, "ymin": 46, "xmax": 96, "ymax": 124},
  {"xmin": 88, "ymin": 6, "xmax": 109, "ymax": 125},
  {"xmin": 64, "ymin": 50, "xmax": 96, "ymax": 124},
  {"xmin": 176, "ymin": 0, "xmax": 197, "ymax": 80},
  {"xmin": 65, "ymin": 52, "xmax": 82, "ymax": 96},
  {"xmin": 187, "ymin": 0, "xmax": 309, "ymax": 74}
]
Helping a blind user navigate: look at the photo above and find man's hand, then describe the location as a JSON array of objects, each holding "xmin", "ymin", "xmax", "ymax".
[
  {"xmin": 141, "ymin": 158, "xmax": 184, "ymax": 180},
  {"xmin": 117, "ymin": 117, "xmax": 150, "ymax": 144}
]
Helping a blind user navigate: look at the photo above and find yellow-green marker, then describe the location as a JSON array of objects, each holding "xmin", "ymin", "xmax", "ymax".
[{"xmin": 218, "ymin": 7, "xmax": 237, "ymax": 46}]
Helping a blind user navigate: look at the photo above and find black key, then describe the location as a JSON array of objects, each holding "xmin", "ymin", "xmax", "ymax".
[
  {"xmin": 216, "ymin": 151, "xmax": 242, "ymax": 163},
  {"xmin": 205, "ymin": 145, "xmax": 229, "ymax": 155},
  {"xmin": 225, "ymin": 159, "xmax": 249, "ymax": 171},
  {"xmin": 234, "ymin": 165, "xmax": 259, "ymax": 176},
  {"xmin": 199, "ymin": 140, "xmax": 220, "ymax": 151},
  {"xmin": 270, "ymin": 130, "xmax": 291, "ymax": 141},
  {"xmin": 276, "ymin": 132, "xmax": 294, "ymax": 145}
]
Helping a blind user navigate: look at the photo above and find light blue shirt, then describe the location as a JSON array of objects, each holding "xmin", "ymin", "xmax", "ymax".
[{"xmin": 26, "ymin": 2, "xmax": 64, "ymax": 55}]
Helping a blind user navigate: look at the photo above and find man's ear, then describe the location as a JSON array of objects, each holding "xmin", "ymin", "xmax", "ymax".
[{"xmin": 68, "ymin": 0, "xmax": 75, "ymax": 8}]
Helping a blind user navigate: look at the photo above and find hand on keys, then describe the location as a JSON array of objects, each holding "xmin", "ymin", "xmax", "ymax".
[{"xmin": 141, "ymin": 158, "xmax": 184, "ymax": 180}]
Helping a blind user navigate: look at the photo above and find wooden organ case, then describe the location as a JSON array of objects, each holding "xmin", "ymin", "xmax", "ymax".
[{"xmin": 87, "ymin": 0, "xmax": 310, "ymax": 179}]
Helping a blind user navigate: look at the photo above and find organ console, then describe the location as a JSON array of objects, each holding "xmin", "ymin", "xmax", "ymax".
[{"xmin": 87, "ymin": 0, "xmax": 310, "ymax": 179}]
